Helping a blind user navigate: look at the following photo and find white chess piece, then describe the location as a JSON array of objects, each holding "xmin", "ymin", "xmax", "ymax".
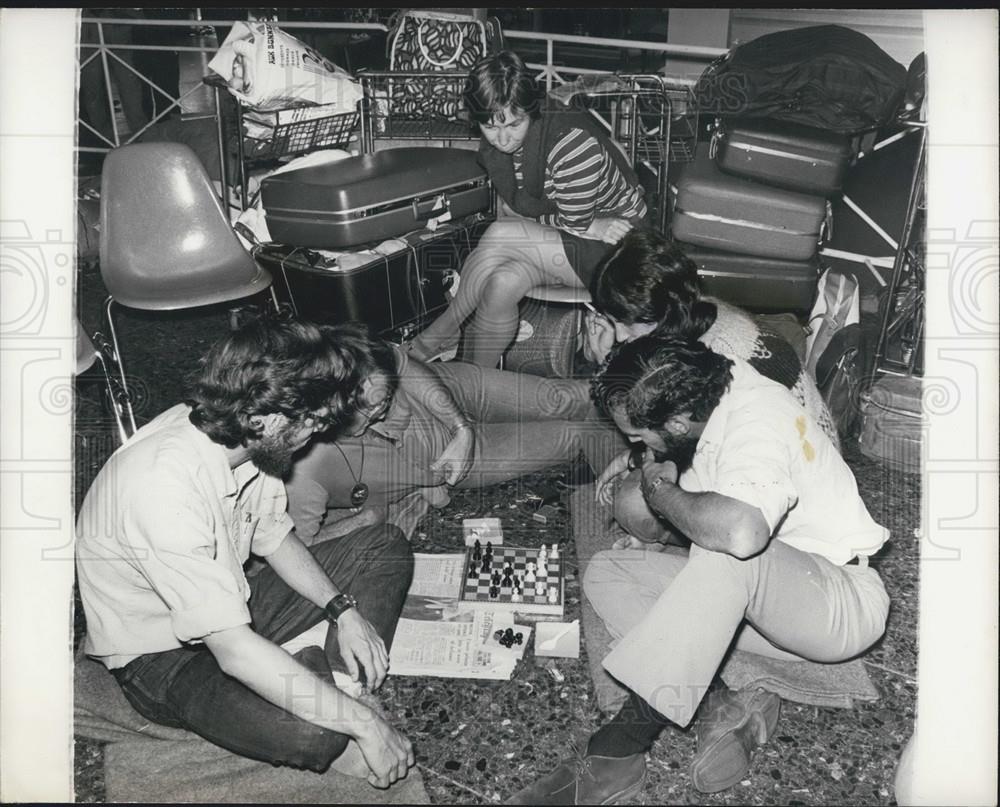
[
  {"xmin": 547, "ymin": 586, "xmax": 559, "ymax": 604},
  {"xmin": 550, "ymin": 543, "xmax": 559, "ymax": 560},
  {"xmin": 535, "ymin": 580, "xmax": 546, "ymax": 597},
  {"xmin": 525, "ymin": 562, "xmax": 536, "ymax": 583},
  {"xmin": 537, "ymin": 561, "xmax": 548, "ymax": 579},
  {"xmin": 511, "ymin": 589, "xmax": 522, "ymax": 603}
]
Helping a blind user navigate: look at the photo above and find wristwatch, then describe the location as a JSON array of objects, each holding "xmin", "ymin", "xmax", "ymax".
[{"xmin": 324, "ymin": 593, "xmax": 358, "ymax": 625}]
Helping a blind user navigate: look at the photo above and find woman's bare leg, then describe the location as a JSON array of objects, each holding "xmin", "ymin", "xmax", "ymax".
[{"xmin": 410, "ymin": 220, "xmax": 584, "ymax": 366}]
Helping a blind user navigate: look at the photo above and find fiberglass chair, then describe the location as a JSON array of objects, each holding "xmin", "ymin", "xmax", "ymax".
[{"xmin": 98, "ymin": 142, "xmax": 273, "ymax": 433}]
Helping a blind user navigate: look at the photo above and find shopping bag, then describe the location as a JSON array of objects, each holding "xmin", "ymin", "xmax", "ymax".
[{"xmin": 387, "ymin": 10, "xmax": 502, "ymax": 119}]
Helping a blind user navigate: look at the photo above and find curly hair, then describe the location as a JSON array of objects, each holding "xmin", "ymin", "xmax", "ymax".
[
  {"xmin": 591, "ymin": 334, "xmax": 734, "ymax": 426},
  {"xmin": 186, "ymin": 317, "xmax": 374, "ymax": 448},
  {"xmin": 464, "ymin": 50, "xmax": 542, "ymax": 126},
  {"xmin": 591, "ymin": 229, "xmax": 717, "ymax": 339},
  {"xmin": 331, "ymin": 323, "xmax": 399, "ymax": 409}
]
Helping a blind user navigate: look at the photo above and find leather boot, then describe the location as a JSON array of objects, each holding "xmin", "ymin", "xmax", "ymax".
[
  {"xmin": 690, "ymin": 687, "xmax": 781, "ymax": 793},
  {"xmin": 506, "ymin": 741, "xmax": 646, "ymax": 805}
]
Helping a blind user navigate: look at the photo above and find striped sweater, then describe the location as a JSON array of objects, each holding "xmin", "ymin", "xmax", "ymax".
[{"xmin": 513, "ymin": 127, "xmax": 647, "ymax": 233}]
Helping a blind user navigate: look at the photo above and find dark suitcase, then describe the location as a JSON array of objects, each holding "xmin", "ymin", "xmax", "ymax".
[
  {"xmin": 682, "ymin": 245, "xmax": 820, "ymax": 314},
  {"xmin": 711, "ymin": 118, "xmax": 852, "ymax": 195},
  {"xmin": 258, "ymin": 216, "xmax": 491, "ymax": 336},
  {"xmin": 671, "ymin": 147, "xmax": 828, "ymax": 261},
  {"xmin": 261, "ymin": 147, "xmax": 492, "ymax": 249}
]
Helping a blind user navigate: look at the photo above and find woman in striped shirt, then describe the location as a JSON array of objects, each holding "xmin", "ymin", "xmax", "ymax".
[{"xmin": 407, "ymin": 50, "xmax": 648, "ymax": 369}]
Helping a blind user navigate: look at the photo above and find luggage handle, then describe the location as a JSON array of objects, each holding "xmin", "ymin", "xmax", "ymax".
[{"xmin": 411, "ymin": 192, "xmax": 451, "ymax": 220}]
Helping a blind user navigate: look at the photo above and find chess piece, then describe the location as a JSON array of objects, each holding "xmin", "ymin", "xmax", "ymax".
[
  {"xmin": 537, "ymin": 562, "xmax": 548, "ymax": 579},
  {"xmin": 514, "ymin": 632, "xmax": 524, "ymax": 645},
  {"xmin": 524, "ymin": 565, "xmax": 536, "ymax": 584},
  {"xmin": 468, "ymin": 563, "xmax": 478, "ymax": 579},
  {"xmin": 535, "ymin": 580, "xmax": 546, "ymax": 597},
  {"xmin": 492, "ymin": 570, "xmax": 502, "ymax": 587},
  {"xmin": 489, "ymin": 585, "xmax": 499, "ymax": 599},
  {"xmin": 481, "ymin": 557, "xmax": 491, "ymax": 574},
  {"xmin": 501, "ymin": 571, "xmax": 513, "ymax": 588},
  {"xmin": 550, "ymin": 542, "xmax": 559, "ymax": 560},
  {"xmin": 547, "ymin": 586, "xmax": 559, "ymax": 604},
  {"xmin": 511, "ymin": 588, "xmax": 522, "ymax": 603},
  {"xmin": 473, "ymin": 539, "xmax": 482, "ymax": 561},
  {"xmin": 485, "ymin": 542, "xmax": 493, "ymax": 557}
]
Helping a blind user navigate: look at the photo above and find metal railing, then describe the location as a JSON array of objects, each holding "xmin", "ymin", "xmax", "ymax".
[{"xmin": 77, "ymin": 14, "xmax": 725, "ymax": 155}]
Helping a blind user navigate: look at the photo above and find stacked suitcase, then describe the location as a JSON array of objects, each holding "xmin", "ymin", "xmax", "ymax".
[
  {"xmin": 255, "ymin": 146, "xmax": 494, "ymax": 337},
  {"xmin": 672, "ymin": 118, "xmax": 852, "ymax": 314}
]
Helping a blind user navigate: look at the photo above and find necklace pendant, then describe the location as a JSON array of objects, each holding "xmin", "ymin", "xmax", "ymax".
[{"xmin": 350, "ymin": 483, "xmax": 369, "ymax": 508}]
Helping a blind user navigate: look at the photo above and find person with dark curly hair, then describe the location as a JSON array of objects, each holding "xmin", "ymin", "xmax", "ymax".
[
  {"xmin": 406, "ymin": 50, "xmax": 647, "ymax": 368},
  {"xmin": 510, "ymin": 334, "xmax": 890, "ymax": 804},
  {"xmin": 76, "ymin": 317, "xmax": 416, "ymax": 790},
  {"xmin": 584, "ymin": 228, "xmax": 839, "ymax": 547}
]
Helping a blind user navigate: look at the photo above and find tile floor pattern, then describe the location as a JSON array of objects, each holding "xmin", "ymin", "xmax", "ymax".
[{"xmin": 73, "ymin": 264, "xmax": 919, "ymax": 803}]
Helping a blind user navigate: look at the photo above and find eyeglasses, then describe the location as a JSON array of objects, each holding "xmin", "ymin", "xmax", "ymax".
[{"xmin": 356, "ymin": 392, "xmax": 394, "ymax": 425}]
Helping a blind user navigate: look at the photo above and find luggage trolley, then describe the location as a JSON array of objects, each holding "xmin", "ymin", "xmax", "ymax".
[{"xmin": 558, "ymin": 73, "xmax": 699, "ymax": 234}]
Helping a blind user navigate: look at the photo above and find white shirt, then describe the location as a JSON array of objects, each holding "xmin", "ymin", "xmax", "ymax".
[
  {"xmin": 76, "ymin": 404, "xmax": 294, "ymax": 668},
  {"xmin": 680, "ymin": 359, "xmax": 888, "ymax": 565}
]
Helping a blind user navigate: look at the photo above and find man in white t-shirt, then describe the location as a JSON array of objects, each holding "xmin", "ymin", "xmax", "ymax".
[
  {"xmin": 510, "ymin": 335, "xmax": 890, "ymax": 805},
  {"xmin": 76, "ymin": 318, "xmax": 415, "ymax": 790}
]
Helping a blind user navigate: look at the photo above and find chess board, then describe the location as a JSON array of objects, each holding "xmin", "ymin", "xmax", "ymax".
[{"xmin": 458, "ymin": 545, "xmax": 565, "ymax": 619}]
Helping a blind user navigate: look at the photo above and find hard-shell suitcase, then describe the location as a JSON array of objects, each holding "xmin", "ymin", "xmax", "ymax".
[
  {"xmin": 261, "ymin": 147, "xmax": 492, "ymax": 249},
  {"xmin": 681, "ymin": 245, "xmax": 821, "ymax": 314},
  {"xmin": 711, "ymin": 118, "xmax": 852, "ymax": 195},
  {"xmin": 257, "ymin": 216, "xmax": 490, "ymax": 335},
  {"xmin": 859, "ymin": 374, "xmax": 923, "ymax": 472},
  {"xmin": 671, "ymin": 147, "xmax": 828, "ymax": 261}
]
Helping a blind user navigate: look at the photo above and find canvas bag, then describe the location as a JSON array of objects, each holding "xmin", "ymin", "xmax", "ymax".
[{"xmin": 387, "ymin": 10, "xmax": 502, "ymax": 119}]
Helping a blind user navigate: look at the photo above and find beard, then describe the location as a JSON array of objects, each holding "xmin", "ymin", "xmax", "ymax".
[
  {"xmin": 655, "ymin": 432, "xmax": 701, "ymax": 474},
  {"xmin": 248, "ymin": 432, "xmax": 299, "ymax": 478}
]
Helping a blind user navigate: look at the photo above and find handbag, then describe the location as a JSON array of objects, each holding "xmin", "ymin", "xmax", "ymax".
[{"xmin": 387, "ymin": 10, "xmax": 502, "ymax": 120}]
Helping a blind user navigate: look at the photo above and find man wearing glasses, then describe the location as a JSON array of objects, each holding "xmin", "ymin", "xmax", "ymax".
[
  {"xmin": 76, "ymin": 318, "xmax": 415, "ymax": 790},
  {"xmin": 285, "ymin": 324, "xmax": 619, "ymax": 544}
]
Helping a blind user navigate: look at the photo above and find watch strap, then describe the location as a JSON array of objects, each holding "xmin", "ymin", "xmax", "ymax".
[{"xmin": 324, "ymin": 593, "xmax": 358, "ymax": 623}]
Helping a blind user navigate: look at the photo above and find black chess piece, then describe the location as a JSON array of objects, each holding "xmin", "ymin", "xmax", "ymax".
[
  {"xmin": 494, "ymin": 629, "xmax": 504, "ymax": 641},
  {"xmin": 481, "ymin": 557, "xmax": 491, "ymax": 573},
  {"xmin": 468, "ymin": 563, "xmax": 478, "ymax": 579},
  {"xmin": 514, "ymin": 632, "xmax": 523, "ymax": 645},
  {"xmin": 485, "ymin": 541, "xmax": 493, "ymax": 557},
  {"xmin": 473, "ymin": 539, "xmax": 482, "ymax": 561},
  {"xmin": 491, "ymin": 570, "xmax": 502, "ymax": 587},
  {"xmin": 503, "ymin": 628, "xmax": 514, "ymax": 642},
  {"xmin": 489, "ymin": 585, "xmax": 500, "ymax": 599}
]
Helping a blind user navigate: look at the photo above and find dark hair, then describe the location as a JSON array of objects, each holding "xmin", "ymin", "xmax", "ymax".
[
  {"xmin": 591, "ymin": 334, "xmax": 734, "ymax": 426},
  {"xmin": 334, "ymin": 323, "xmax": 399, "ymax": 407},
  {"xmin": 186, "ymin": 317, "xmax": 367, "ymax": 448},
  {"xmin": 463, "ymin": 50, "xmax": 542, "ymax": 125},
  {"xmin": 591, "ymin": 229, "xmax": 718, "ymax": 339}
]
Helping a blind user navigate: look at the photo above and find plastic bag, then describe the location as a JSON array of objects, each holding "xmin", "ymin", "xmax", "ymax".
[{"xmin": 208, "ymin": 21, "xmax": 362, "ymax": 112}]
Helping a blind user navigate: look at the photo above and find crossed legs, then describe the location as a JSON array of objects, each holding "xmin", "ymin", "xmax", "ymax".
[{"xmin": 409, "ymin": 220, "xmax": 584, "ymax": 369}]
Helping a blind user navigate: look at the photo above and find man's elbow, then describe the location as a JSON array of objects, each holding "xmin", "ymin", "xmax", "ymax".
[{"xmin": 725, "ymin": 514, "xmax": 772, "ymax": 560}]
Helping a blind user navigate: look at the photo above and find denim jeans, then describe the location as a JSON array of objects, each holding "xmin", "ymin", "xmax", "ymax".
[{"xmin": 112, "ymin": 524, "xmax": 413, "ymax": 772}]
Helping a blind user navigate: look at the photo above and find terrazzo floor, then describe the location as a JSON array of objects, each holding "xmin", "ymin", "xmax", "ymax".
[{"xmin": 73, "ymin": 260, "xmax": 920, "ymax": 804}]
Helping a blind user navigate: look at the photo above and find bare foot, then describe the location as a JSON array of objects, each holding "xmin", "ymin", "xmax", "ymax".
[{"xmin": 329, "ymin": 739, "xmax": 372, "ymax": 779}]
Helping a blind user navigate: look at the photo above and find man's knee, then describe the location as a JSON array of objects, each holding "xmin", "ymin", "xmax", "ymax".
[
  {"xmin": 613, "ymin": 471, "xmax": 671, "ymax": 543},
  {"xmin": 350, "ymin": 523, "xmax": 412, "ymax": 564}
]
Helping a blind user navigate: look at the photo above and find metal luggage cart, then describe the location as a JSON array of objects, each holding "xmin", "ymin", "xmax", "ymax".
[
  {"xmin": 557, "ymin": 73, "xmax": 699, "ymax": 233},
  {"xmin": 358, "ymin": 70, "xmax": 479, "ymax": 152}
]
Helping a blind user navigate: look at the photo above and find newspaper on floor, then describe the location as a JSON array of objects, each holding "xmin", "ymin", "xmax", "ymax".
[{"xmin": 389, "ymin": 553, "xmax": 531, "ymax": 680}]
